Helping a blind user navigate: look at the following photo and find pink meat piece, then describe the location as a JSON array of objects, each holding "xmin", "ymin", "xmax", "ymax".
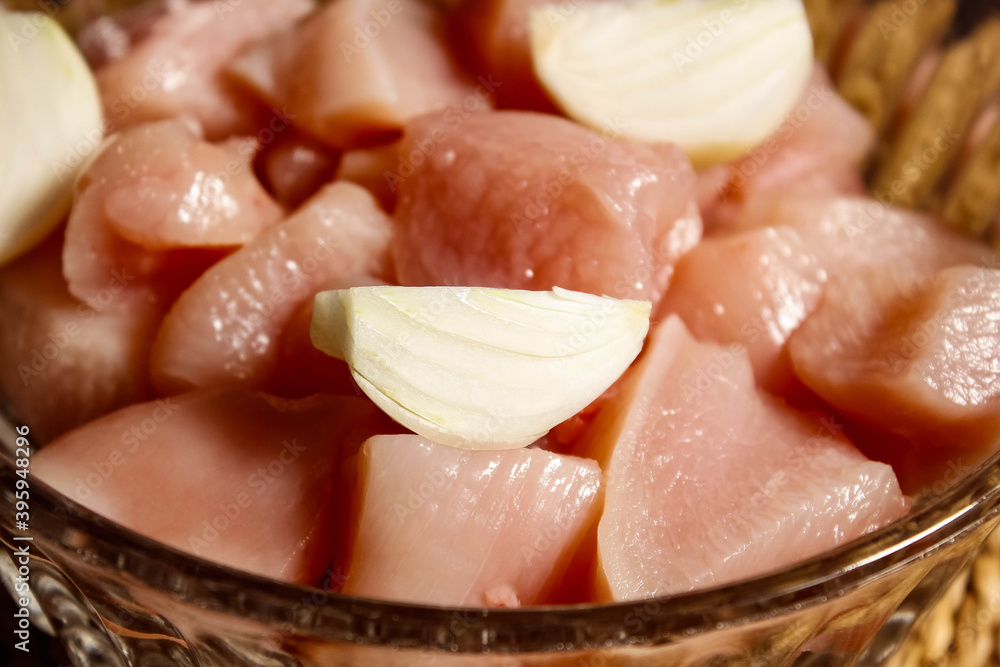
[
  {"xmin": 228, "ymin": 0, "xmax": 479, "ymax": 148},
  {"xmin": 342, "ymin": 434, "xmax": 602, "ymax": 606},
  {"xmin": 789, "ymin": 266, "xmax": 1000, "ymax": 452},
  {"xmin": 735, "ymin": 194, "xmax": 989, "ymax": 277},
  {"xmin": 103, "ymin": 133, "xmax": 283, "ymax": 249},
  {"xmin": 255, "ymin": 129, "xmax": 341, "ymax": 211},
  {"xmin": 452, "ymin": 0, "xmax": 574, "ymax": 111},
  {"xmin": 63, "ymin": 119, "xmax": 281, "ymax": 308},
  {"xmin": 700, "ymin": 65, "xmax": 873, "ymax": 231},
  {"xmin": 151, "ymin": 182, "xmax": 392, "ymax": 394},
  {"xmin": 586, "ymin": 316, "xmax": 909, "ymax": 600},
  {"xmin": 0, "ymin": 238, "xmax": 161, "ymax": 444},
  {"xmin": 267, "ymin": 299, "xmax": 357, "ymax": 399},
  {"xmin": 33, "ymin": 388, "xmax": 393, "ymax": 583},
  {"xmin": 392, "ymin": 110, "xmax": 700, "ymax": 306},
  {"xmin": 79, "ymin": 0, "xmax": 313, "ymax": 139},
  {"xmin": 336, "ymin": 142, "xmax": 401, "ymax": 213},
  {"xmin": 267, "ymin": 274, "xmax": 388, "ymax": 399},
  {"xmin": 658, "ymin": 226, "xmax": 826, "ymax": 391}
]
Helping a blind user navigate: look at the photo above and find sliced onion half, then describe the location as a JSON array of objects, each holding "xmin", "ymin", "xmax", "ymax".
[
  {"xmin": 0, "ymin": 8, "xmax": 103, "ymax": 266},
  {"xmin": 531, "ymin": 0, "xmax": 814, "ymax": 166},
  {"xmin": 311, "ymin": 286, "xmax": 651, "ymax": 450}
]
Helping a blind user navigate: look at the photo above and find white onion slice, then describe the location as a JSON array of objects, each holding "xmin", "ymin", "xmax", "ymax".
[
  {"xmin": 311, "ymin": 286, "xmax": 651, "ymax": 450},
  {"xmin": 530, "ymin": 0, "xmax": 814, "ymax": 166},
  {"xmin": 0, "ymin": 9, "xmax": 103, "ymax": 266}
]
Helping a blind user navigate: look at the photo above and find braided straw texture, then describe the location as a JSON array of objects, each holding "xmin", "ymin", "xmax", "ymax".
[
  {"xmin": 807, "ymin": 1, "xmax": 1000, "ymax": 665},
  {"xmin": 891, "ymin": 529, "xmax": 1000, "ymax": 667}
]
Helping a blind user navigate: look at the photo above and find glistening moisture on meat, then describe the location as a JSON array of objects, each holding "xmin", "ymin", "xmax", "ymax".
[{"xmin": 0, "ymin": 0, "xmax": 997, "ymax": 610}]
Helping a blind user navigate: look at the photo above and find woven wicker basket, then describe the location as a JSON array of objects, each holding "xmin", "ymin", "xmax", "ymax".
[
  {"xmin": 809, "ymin": 0, "xmax": 1000, "ymax": 665},
  {"xmin": 890, "ymin": 529, "xmax": 1000, "ymax": 666}
]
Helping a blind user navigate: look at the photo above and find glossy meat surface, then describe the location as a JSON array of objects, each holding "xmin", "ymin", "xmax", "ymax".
[
  {"xmin": 343, "ymin": 434, "xmax": 602, "ymax": 606},
  {"xmin": 588, "ymin": 317, "xmax": 908, "ymax": 599},
  {"xmin": 393, "ymin": 110, "xmax": 700, "ymax": 307}
]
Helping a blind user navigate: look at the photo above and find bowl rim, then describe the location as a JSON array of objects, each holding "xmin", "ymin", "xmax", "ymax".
[
  {"xmin": 2, "ymin": 0, "xmax": 999, "ymax": 656},
  {"xmin": 3, "ymin": 412, "xmax": 1000, "ymax": 654}
]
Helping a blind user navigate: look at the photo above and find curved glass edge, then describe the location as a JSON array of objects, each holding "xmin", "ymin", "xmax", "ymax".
[
  {"xmin": 3, "ymin": 409, "xmax": 1000, "ymax": 654},
  {"xmin": 0, "ymin": 0, "xmax": 996, "ymax": 658}
]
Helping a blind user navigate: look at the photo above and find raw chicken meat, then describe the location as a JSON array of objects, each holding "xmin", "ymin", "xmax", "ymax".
[
  {"xmin": 699, "ymin": 66, "xmax": 872, "ymax": 231},
  {"xmin": 838, "ymin": 416, "xmax": 995, "ymax": 497},
  {"xmin": 102, "ymin": 133, "xmax": 283, "ymax": 249},
  {"xmin": 228, "ymin": 0, "xmax": 479, "ymax": 148},
  {"xmin": 336, "ymin": 142, "xmax": 401, "ymax": 212},
  {"xmin": 151, "ymin": 182, "xmax": 392, "ymax": 394},
  {"xmin": 267, "ymin": 299, "xmax": 358, "ymax": 399},
  {"xmin": 392, "ymin": 110, "xmax": 700, "ymax": 306},
  {"xmin": 79, "ymin": 0, "xmax": 313, "ymax": 139},
  {"xmin": 342, "ymin": 434, "xmax": 602, "ymax": 606},
  {"xmin": 658, "ymin": 226, "xmax": 826, "ymax": 391},
  {"xmin": 33, "ymin": 388, "xmax": 393, "ymax": 583},
  {"xmin": 6, "ymin": 0, "xmax": 998, "ymax": 611},
  {"xmin": 267, "ymin": 276, "xmax": 387, "ymax": 399},
  {"xmin": 0, "ymin": 238, "xmax": 160, "ymax": 443},
  {"xmin": 790, "ymin": 266, "xmax": 1000, "ymax": 452},
  {"xmin": 585, "ymin": 316, "xmax": 908, "ymax": 599},
  {"xmin": 736, "ymin": 194, "xmax": 987, "ymax": 278},
  {"xmin": 255, "ymin": 129, "xmax": 340, "ymax": 210},
  {"xmin": 679, "ymin": 198, "xmax": 981, "ymax": 403},
  {"xmin": 453, "ymin": 0, "xmax": 567, "ymax": 111},
  {"xmin": 63, "ymin": 119, "xmax": 281, "ymax": 307}
]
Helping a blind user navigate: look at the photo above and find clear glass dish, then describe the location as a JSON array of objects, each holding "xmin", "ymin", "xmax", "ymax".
[
  {"xmin": 2, "ymin": 1, "xmax": 1000, "ymax": 666},
  {"xmin": 3, "ymin": 407, "xmax": 1000, "ymax": 667}
]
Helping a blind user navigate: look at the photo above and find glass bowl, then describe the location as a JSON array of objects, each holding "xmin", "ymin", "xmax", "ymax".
[
  {"xmin": 3, "ymin": 410, "xmax": 1000, "ymax": 667},
  {"xmin": 2, "ymin": 1, "xmax": 1000, "ymax": 666}
]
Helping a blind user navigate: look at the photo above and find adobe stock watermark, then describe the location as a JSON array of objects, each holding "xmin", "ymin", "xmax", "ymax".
[
  {"xmin": 4, "ymin": 0, "xmax": 64, "ymax": 53},
  {"xmin": 231, "ymin": 233, "xmax": 339, "ymax": 344},
  {"xmin": 678, "ymin": 341, "xmax": 746, "ymax": 401},
  {"xmin": 393, "ymin": 466, "xmax": 449, "ymax": 522},
  {"xmin": 554, "ymin": 292, "xmax": 629, "ymax": 356},
  {"xmin": 880, "ymin": 279, "xmax": 970, "ymax": 374},
  {"xmin": 173, "ymin": 106, "xmax": 295, "ymax": 224},
  {"xmin": 673, "ymin": 0, "xmax": 752, "ymax": 71},
  {"xmin": 565, "ymin": 600, "xmax": 661, "ymax": 666},
  {"xmin": 10, "ymin": 424, "xmax": 33, "ymax": 654},
  {"xmin": 509, "ymin": 116, "xmax": 628, "ymax": 236},
  {"xmin": 530, "ymin": 0, "xmax": 594, "ymax": 29},
  {"xmin": 384, "ymin": 75, "xmax": 502, "ymax": 192},
  {"xmin": 704, "ymin": 413, "xmax": 848, "ymax": 547},
  {"xmin": 17, "ymin": 266, "xmax": 137, "ymax": 386},
  {"xmin": 876, "ymin": 0, "xmax": 936, "ymax": 38},
  {"xmin": 718, "ymin": 81, "xmax": 836, "ymax": 200},
  {"xmin": 339, "ymin": 0, "xmax": 403, "ymax": 62},
  {"xmin": 70, "ymin": 398, "xmax": 182, "ymax": 500},
  {"xmin": 520, "ymin": 509, "xmax": 574, "ymax": 566},
  {"xmin": 188, "ymin": 438, "xmax": 307, "ymax": 554}
]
